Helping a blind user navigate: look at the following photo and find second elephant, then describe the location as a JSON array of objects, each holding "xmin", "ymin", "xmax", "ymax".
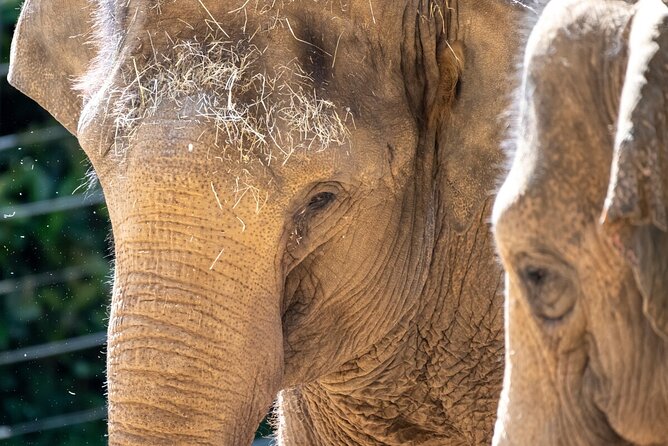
[{"xmin": 494, "ymin": 0, "xmax": 668, "ymax": 444}]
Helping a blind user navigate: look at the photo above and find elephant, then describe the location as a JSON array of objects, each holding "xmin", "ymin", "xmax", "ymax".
[
  {"xmin": 492, "ymin": 0, "xmax": 668, "ymax": 444},
  {"xmin": 10, "ymin": 0, "xmax": 526, "ymax": 444}
]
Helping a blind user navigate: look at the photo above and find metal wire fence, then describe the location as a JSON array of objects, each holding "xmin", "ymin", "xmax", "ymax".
[
  {"xmin": 0, "ymin": 407, "xmax": 107, "ymax": 440},
  {"xmin": 0, "ymin": 332, "xmax": 106, "ymax": 367},
  {"xmin": 1, "ymin": 51, "xmax": 109, "ymax": 437},
  {"xmin": 0, "ymin": 153, "xmax": 109, "ymax": 440}
]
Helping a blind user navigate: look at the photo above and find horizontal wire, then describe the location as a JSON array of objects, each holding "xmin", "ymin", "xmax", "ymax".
[
  {"xmin": 0, "ymin": 332, "xmax": 106, "ymax": 366},
  {"xmin": 0, "ymin": 126, "xmax": 70, "ymax": 152},
  {"xmin": 1, "ymin": 192, "xmax": 105, "ymax": 220},
  {"xmin": 0, "ymin": 265, "xmax": 107, "ymax": 295},
  {"xmin": 0, "ymin": 406, "xmax": 106, "ymax": 440}
]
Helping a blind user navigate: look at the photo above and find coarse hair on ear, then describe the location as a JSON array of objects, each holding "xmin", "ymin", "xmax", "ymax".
[
  {"xmin": 601, "ymin": 0, "xmax": 668, "ymax": 339},
  {"xmin": 8, "ymin": 0, "xmax": 97, "ymax": 136}
]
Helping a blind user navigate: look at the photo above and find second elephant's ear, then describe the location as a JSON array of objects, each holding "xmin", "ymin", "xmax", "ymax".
[
  {"xmin": 601, "ymin": 0, "xmax": 668, "ymax": 339},
  {"xmin": 8, "ymin": 0, "xmax": 97, "ymax": 135}
]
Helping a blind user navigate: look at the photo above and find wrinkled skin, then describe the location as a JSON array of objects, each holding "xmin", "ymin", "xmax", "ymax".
[
  {"xmin": 493, "ymin": 0, "xmax": 668, "ymax": 444},
  {"xmin": 10, "ymin": 0, "xmax": 523, "ymax": 444}
]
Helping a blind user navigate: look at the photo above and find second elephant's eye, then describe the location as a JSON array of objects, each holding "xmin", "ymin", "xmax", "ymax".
[
  {"xmin": 518, "ymin": 255, "xmax": 578, "ymax": 323},
  {"xmin": 524, "ymin": 266, "xmax": 548, "ymax": 287},
  {"xmin": 307, "ymin": 192, "xmax": 336, "ymax": 212}
]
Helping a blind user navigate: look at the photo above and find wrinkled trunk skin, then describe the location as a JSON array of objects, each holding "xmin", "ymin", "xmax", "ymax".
[
  {"xmin": 107, "ymin": 252, "xmax": 281, "ymax": 445},
  {"xmin": 102, "ymin": 141, "xmax": 283, "ymax": 445}
]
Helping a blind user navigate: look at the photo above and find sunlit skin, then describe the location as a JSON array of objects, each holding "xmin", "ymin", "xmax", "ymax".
[
  {"xmin": 493, "ymin": 0, "xmax": 668, "ymax": 444},
  {"xmin": 11, "ymin": 0, "xmax": 526, "ymax": 444}
]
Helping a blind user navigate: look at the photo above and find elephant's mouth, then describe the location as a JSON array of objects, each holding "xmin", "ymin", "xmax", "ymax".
[
  {"xmin": 592, "ymin": 403, "xmax": 644, "ymax": 446},
  {"xmin": 281, "ymin": 265, "xmax": 316, "ymax": 340},
  {"xmin": 581, "ymin": 379, "xmax": 637, "ymax": 445}
]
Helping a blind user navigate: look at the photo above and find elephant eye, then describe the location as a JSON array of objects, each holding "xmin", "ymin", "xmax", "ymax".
[
  {"xmin": 307, "ymin": 192, "xmax": 336, "ymax": 212},
  {"xmin": 518, "ymin": 257, "xmax": 577, "ymax": 323},
  {"xmin": 289, "ymin": 191, "xmax": 338, "ymax": 248},
  {"xmin": 523, "ymin": 266, "xmax": 548, "ymax": 287}
]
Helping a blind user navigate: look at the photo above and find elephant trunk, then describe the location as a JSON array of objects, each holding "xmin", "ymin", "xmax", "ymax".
[{"xmin": 106, "ymin": 226, "xmax": 283, "ymax": 445}]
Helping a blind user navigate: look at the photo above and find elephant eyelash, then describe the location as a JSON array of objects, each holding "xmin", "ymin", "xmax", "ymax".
[
  {"xmin": 289, "ymin": 192, "xmax": 337, "ymax": 248},
  {"xmin": 307, "ymin": 192, "xmax": 336, "ymax": 211}
]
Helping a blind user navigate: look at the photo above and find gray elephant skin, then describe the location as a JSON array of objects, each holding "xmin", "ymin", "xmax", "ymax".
[
  {"xmin": 493, "ymin": 0, "xmax": 668, "ymax": 444},
  {"xmin": 10, "ymin": 0, "xmax": 526, "ymax": 444}
]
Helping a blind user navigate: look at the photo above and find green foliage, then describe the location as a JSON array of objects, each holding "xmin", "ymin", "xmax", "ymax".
[
  {"xmin": 0, "ymin": 128, "xmax": 111, "ymax": 443},
  {"xmin": 1, "ymin": 0, "xmax": 110, "ymax": 443},
  {"xmin": 1, "ymin": 0, "xmax": 21, "ymax": 65},
  {"xmin": 0, "ymin": 140, "xmax": 111, "ymax": 445}
]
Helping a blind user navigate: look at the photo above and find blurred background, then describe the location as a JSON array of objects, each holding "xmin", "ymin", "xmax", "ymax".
[
  {"xmin": 1, "ymin": 0, "xmax": 110, "ymax": 444},
  {"xmin": 1, "ymin": 1, "xmax": 272, "ymax": 444}
]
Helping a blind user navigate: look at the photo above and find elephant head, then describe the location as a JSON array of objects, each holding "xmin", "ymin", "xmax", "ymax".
[
  {"xmin": 10, "ymin": 0, "xmax": 524, "ymax": 444},
  {"xmin": 493, "ymin": 0, "xmax": 668, "ymax": 444}
]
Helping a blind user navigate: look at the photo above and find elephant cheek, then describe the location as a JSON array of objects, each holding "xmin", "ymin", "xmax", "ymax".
[{"xmin": 105, "ymin": 253, "xmax": 284, "ymax": 445}]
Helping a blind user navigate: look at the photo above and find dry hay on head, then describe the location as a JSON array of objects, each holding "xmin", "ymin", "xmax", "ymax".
[
  {"xmin": 228, "ymin": 0, "xmax": 348, "ymax": 16},
  {"xmin": 110, "ymin": 33, "xmax": 351, "ymax": 170},
  {"xmin": 73, "ymin": 0, "xmax": 353, "ymax": 215}
]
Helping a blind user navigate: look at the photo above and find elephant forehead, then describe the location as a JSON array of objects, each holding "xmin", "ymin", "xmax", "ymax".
[
  {"xmin": 493, "ymin": 130, "xmax": 599, "ymax": 253},
  {"xmin": 82, "ymin": 0, "xmax": 393, "ymax": 164},
  {"xmin": 80, "ymin": 0, "xmax": 413, "ymax": 202},
  {"xmin": 107, "ymin": 35, "xmax": 352, "ymax": 166}
]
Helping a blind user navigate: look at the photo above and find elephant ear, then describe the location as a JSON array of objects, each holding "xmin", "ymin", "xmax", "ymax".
[
  {"xmin": 601, "ymin": 0, "xmax": 668, "ymax": 339},
  {"xmin": 402, "ymin": 1, "xmax": 481, "ymax": 233},
  {"xmin": 8, "ymin": 0, "xmax": 97, "ymax": 135}
]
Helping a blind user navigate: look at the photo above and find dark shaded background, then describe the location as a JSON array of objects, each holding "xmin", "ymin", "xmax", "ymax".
[{"xmin": 1, "ymin": 0, "xmax": 110, "ymax": 444}]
